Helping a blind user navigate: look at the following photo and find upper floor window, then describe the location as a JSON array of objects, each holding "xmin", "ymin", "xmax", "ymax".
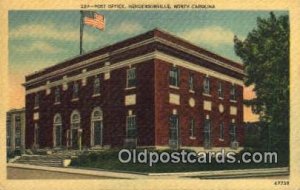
[
  {"xmin": 189, "ymin": 73, "xmax": 194, "ymax": 91},
  {"xmin": 93, "ymin": 77, "xmax": 100, "ymax": 95},
  {"xmin": 218, "ymin": 82, "xmax": 223, "ymax": 98},
  {"xmin": 189, "ymin": 118, "xmax": 195, "ymax": 138},
  {"xmin": 127, "ymin": 68, "xmax": 136, "ymax": 88},
  {"xmin": 72, "ymin": 81, "xmax": 79, "ymax": 99},
  {"xmin": 55, "ymin": 87, "xmax": 60, "ymax": 103},
  {"xmin": 126, "ymin": 115, "xmax": 137, "ymax": 139},
  {"xmin": 203, "ymin": 76, "xmax": 210, "ymax": 94},
  {"xmin": 34, "ymin": 93, "xmax": 39, "ymax": 108},
  {"xmin": 169, "ymin": 66, "xmax": 179, "ymax": 87},
  {"xmin": 230, "ymin": 84, "xmax": 237, "ymax": 101}
]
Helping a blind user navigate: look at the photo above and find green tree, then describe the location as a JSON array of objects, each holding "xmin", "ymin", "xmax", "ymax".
[{"xmin": 234, "ymin": 12, "xmax": 289, "ymax": 153}]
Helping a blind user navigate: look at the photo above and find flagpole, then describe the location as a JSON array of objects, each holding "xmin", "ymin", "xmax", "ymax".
[{"xmin": 80, "ymin": 11, "xmax": 84, "ymax": 55}]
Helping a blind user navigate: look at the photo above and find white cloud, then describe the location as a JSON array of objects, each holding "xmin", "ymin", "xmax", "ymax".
[
  {"xmin": 10, "ymin": 23, "xmax": 96, "ymax": 42},
  {"xmin": 181, "ymin": 26, "xmax": 236, "ymax": 47},
  {"xmin": 108, "ymin": 21, "xmax": 144, "ymax": 35},
  {"xmin": 15, "ymin": 41, "xmax": 62, "ymax": 53}
]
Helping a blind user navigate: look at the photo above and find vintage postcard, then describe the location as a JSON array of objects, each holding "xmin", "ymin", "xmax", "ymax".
[{"xmin": 0, "ymin": 0, "xmax": 299, "ymax": 189}]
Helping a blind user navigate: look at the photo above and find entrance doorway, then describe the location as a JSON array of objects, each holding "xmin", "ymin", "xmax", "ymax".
[
  {"xmin": 71, "ymin": 129, "xmax": 79, "ymax": 149},
  {"xmin": 70, "ymin": 110, "xmax": 81, "ymax": 149}
]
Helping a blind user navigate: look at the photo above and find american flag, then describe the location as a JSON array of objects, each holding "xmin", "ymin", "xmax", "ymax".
[{"xmin": 82, "ymin": 11, "xmax": 105, "ymax": 31}]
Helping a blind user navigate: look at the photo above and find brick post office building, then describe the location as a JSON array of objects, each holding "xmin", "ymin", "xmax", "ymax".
[{"xmin": 24, "ymin": 28, "xmax": 245, "ymax": 150}]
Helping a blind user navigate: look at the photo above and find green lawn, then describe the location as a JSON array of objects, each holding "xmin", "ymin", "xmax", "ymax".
[{"xmin": 70, "ymin": 148, "xmax": 288, "ymax": 173}]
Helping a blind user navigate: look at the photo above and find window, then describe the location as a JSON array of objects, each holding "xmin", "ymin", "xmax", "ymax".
[
  {"xmin": 93, "ymin": 77, "xmax": 100, "ymax": 95},
  {"xmin": 204, "ymin": 117, "xmax": 211, "ymax": 148},
  {"xmin": 169, "ymin": 114, "xmax": 179, "ymax": 148},
  {"xmin": 169, "ymin": 66, "xmax": 179, "ymax": 87},
  {"xmin": 34, "ymin": 123, "xmax": 39, "ymax": 147},
  {"xmin": 126, "ymin": 115, "xmax": 137, "ymax": 139},
  {"xmin": 70, "ymin": 110, "xmax": 81, "ymax": 148},
  {"xmin": 127, "ymin": 68, "xmax": 136, "ymax": 88},
  {"xmin": 219, "ymin": 122, "xmax": 224, "ymax": 140},
  {"xmin": 218, "ymin": 82, "xmax": 223, "ymax": 98},
  {"xmin": 71, "ymin": 111, "xmax": 80, "ymax": 129},
  {"xmin": 189, "ymin": 118, "xmax": 195, "ymax": 138},
  {"xmin": 15, "ymin": 115, "xmax": 21, "ymax": 147},
  {"xmin": 53, "ymin": 114, "xmax": 62, "ymax": 147},
  {"xmin": 203, "ymin": 76, "xmax": 210, "ymax": 94},
  {"xmin": 55, "ymin": 87, "xmax": 60, "ymax": 103},
  {"xmin": 6, "ymin": 120, "xmax": 10, "ymax": 147},
  {"xmin": 72, "ymin": 82, "xmax": 79, "ymax": 99},
  {"xmin": 34, "ymin": 93, "xmax": 39, "ymax": 107},
  {"xmin": 229, "ymin": 123, "xmax": 237, "ymax": 142},
  {"xmin": 189, "ymin": 73, "xmax": 194, "ymax": 91},
  {"xmin": 91, "ymin": 107, "xmax": 103, "ymax": 146},
  {"xmin": 230, "ymin": 84, "xmax": 237, "ymax": 100}
]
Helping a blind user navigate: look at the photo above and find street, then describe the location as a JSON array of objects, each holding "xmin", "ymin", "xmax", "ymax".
[{"xmin": 7, "ymin": 167, "xmax": 116, "ymax": 179}]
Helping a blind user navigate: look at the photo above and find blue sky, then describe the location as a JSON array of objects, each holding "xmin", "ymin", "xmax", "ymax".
[{"xmin": 9, "ymin": 10, "xmax": 288, "ymax": 74}]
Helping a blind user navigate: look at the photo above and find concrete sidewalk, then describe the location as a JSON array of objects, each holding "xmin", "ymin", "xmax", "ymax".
[{"xmin": 7, "ymin": 163, "xmax": 289, "ymax": 179}]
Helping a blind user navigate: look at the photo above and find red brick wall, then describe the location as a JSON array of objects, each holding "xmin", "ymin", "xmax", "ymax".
[
  {"xmin": 154, "ymin": 59, "xmax": 244, "ymax": 147},
  {"xmin": 25, "ymin": 60, "xmax": 156, "ymax": 148}
]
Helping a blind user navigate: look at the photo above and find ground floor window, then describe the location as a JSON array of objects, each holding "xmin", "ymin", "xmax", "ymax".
[
  {"xmin": 70, "ymin": 110, "xmax": 81, "ymax": 149},
  {"xmin": 219, "ymin": 122, "xmax": 224, "ymax": 140},
  {"xmin": 204, "ymin": 117, "xmax": 211, "ymax": 148},
  {"xmin": 126, "ymin": 115, "xmax": 136, "ymax": 139},
  {"xmin": 169, "ymin": 114, "xmax": 179, "ymax": 148},
  {"xmin": 34, "ymin": 123, "xmax": 39, "ymax": 147},
  {"xmin": 53, "ymin": 114, "xmax": 62, "ymax": 147},
  {"xmin": 230, "ymin": 123, "xmax": 237, "ymax": 142},
  {"xmin": 91, "ymin": 107, "xmax": 103, "ymax": 146},
  {"xmin": 189, "ymin": 118, "xmax": 195, "ymax": 138}
]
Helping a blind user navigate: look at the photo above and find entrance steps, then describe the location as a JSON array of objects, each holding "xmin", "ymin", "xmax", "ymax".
[
  {"xmin": 13, "ymin": 149, "xmax": 84, "ymax": 167},
  {"xmin": 14, "ymin": 155, "xmax": 66, "ymax": 167}
]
